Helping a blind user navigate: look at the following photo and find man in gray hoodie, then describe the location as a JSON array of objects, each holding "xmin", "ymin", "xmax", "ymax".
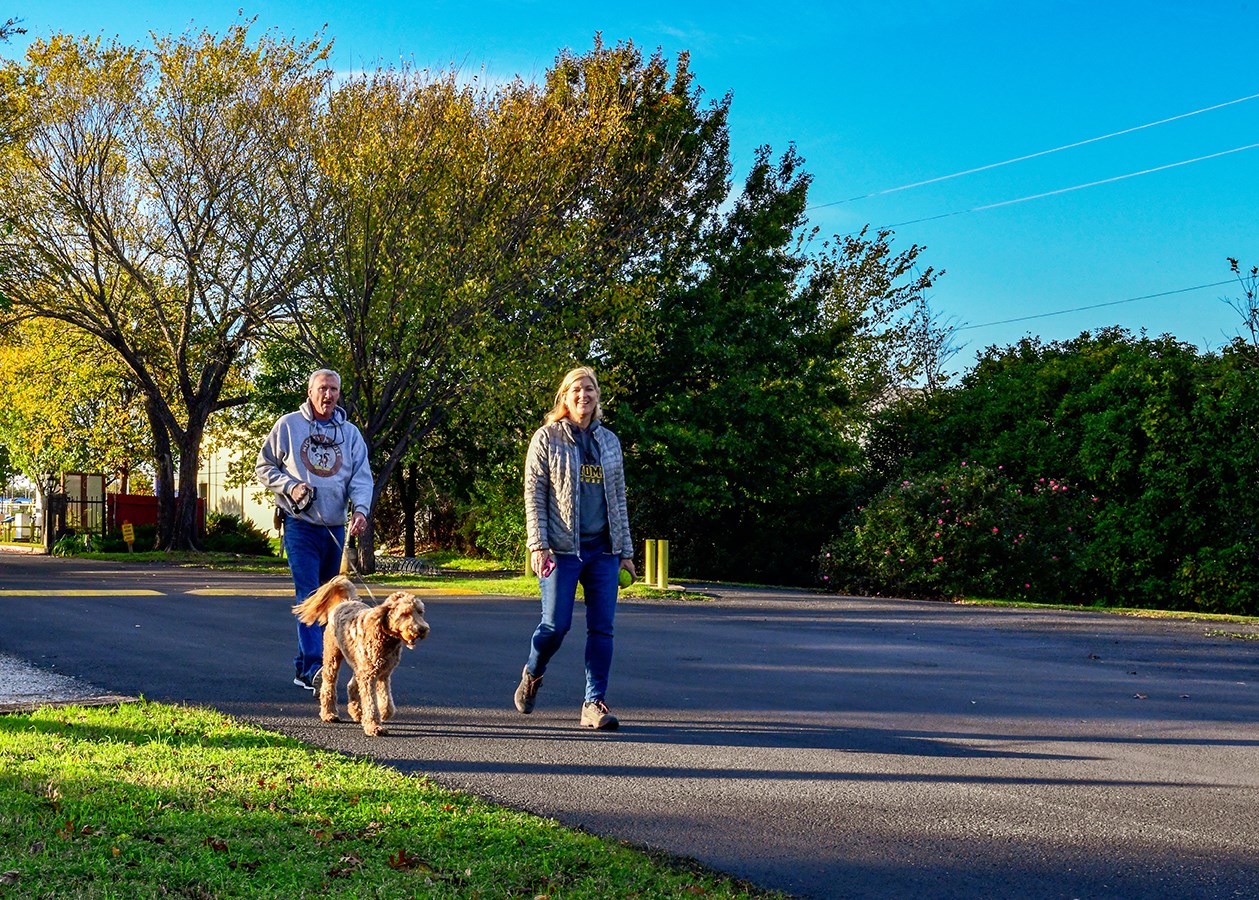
[{"xmin": 256, "ymin": 369, "xmax": 374, "ymax": 692}]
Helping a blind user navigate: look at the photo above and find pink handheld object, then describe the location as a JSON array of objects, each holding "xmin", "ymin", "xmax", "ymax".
[{"xmin": 540, "ymin": 557, "xmax": 555, "ymax": 578}]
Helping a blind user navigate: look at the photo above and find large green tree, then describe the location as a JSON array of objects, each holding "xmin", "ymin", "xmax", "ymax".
[
  {"xmin": 606, "ymin": 144, "xmax": 940, "ymax": 583},
  {"xmin": 0, "ymin": 24, "xmax": 328, "ymax": 548}
]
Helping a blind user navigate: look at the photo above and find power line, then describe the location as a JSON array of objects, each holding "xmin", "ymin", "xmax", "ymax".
[
  {"xmin": 954, "ymin": 280, "xmax": 1235, "ymax": 332},
  {"xmin": 879, "ymin": 142, "xmax": 1259, "ymax": 229},
  {"xmin": 808, "ymin": 91, "xmax": 1259, "ymax": 211}
]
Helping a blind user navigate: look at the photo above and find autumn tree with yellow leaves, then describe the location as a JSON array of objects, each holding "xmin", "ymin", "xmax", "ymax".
[{"xmin": 0, "ymin": 24, "xmax": 330, "ymax": 549}]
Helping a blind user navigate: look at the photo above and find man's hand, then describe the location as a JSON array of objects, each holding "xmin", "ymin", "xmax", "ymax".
[{"xmin": 349, "ymin": 511, "xmax": 367, "ymax": 537}]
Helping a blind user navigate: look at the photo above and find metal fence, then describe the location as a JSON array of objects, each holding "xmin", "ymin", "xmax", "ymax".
[{"xmin": 373, "ymin": 555, "xmax": 441, "ymax": 576}]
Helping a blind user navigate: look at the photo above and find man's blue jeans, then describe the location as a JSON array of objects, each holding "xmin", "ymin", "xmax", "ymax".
[
  {"xmin": 526, "ymin": 538, "xmax": 620, "ymax": 703},
  {"xmin": 283, "ymin": 515, "xmax": 345, "ymax": 680}
]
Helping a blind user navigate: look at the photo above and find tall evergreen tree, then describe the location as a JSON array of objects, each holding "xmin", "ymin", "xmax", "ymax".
[{"xmin": 608, "ymin": 145, "xmax": 937, "ymax": 583}]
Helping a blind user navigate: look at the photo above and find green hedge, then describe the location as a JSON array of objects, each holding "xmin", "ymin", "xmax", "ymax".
[{"xmin": 825, "ymin": 331, "xmax": 1259, "ymax": 614}]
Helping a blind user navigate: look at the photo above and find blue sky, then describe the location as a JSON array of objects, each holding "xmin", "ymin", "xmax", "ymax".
[{"xmin": 8, "ymin": 1, "xmax": 1258, "ymax": 367}]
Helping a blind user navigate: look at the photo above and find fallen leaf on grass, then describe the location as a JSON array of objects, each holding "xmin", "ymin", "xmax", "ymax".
[
  {"xmin": 387, "ymin": 849, "xmax": 434, "ymax": 873},
  {"xmin": 204, "ymin": 837, "xmax": 229, "ymax": 853},
  {"xmin": 0, "ymin": 871, "xmax": 20, "ymax": 886}
]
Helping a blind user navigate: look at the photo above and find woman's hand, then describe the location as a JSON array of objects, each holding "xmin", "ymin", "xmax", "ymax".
[
  {"xmin": 531, "ymin": 549, "xmax": 554, "ymax": 578},
  {"xmin": 620, "ymin": 559, "xmax": 636, "ymax": 579}
]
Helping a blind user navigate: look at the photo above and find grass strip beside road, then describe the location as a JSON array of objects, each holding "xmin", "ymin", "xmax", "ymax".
[
  {"xmin": 0, "ymin": 701, "xmax": 778, "ymax": 899},
  {"xmin": 43, "ymin": 548, "xmax": 704, "ymax": 601}
]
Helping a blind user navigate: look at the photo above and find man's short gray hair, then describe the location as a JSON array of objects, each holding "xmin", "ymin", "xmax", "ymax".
[{"xmin": 308, "ymin": 369, "xmax": 341, "ymax": 390}]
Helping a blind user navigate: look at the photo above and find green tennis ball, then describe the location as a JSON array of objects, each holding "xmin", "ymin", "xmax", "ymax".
[{"xmin": 618, "ymin": 568, "xmax": 633, "ymax": 588}]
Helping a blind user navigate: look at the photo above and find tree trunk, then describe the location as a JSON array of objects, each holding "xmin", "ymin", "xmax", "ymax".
[
  {"xmin": 169, "ymin": 419, "xmax": 207, "ymax": 552},
  {"xmin": 148, "ymin": 398, "xmax": 177, "ymax": 551},
  {"xmin": 398, "ymin": 462, "xmax": 418, "ymax": 558},
  {"xmin": 39, "ymin": 475, "xmax": 56, "ymax": 554},
  {"xmin": 355, "ymin": 518, "xmax": 375, "ymax": 574}
]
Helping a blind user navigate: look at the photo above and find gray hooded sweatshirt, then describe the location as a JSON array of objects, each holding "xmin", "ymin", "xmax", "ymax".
[{"xmin": 255, "ymin": 400, "xmax": 374, "ymax": 527}]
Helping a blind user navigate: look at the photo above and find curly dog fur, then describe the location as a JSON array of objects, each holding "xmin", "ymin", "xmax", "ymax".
[{"xmin": 292, "ymin": 575, "xmax": 429, "ymax": 736}]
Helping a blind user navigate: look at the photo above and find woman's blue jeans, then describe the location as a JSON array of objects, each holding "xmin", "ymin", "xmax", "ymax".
[
  {"xmin": 283, "ymin": 515, "xmax": 345, "ymax": 680},
  {"xmin": 526, "ymin": 538, "xmax": 620, "ymax": 703}
]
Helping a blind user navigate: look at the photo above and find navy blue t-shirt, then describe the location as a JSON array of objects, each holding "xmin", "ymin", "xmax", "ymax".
[{"xmin": 575, "ymin": 425, "xmax": 609, "ymax": 540}]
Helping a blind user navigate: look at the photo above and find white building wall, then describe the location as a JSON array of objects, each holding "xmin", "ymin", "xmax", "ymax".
[{"xmin": 197, "ymin": 441, "xmax": 277, "ymax": 538}]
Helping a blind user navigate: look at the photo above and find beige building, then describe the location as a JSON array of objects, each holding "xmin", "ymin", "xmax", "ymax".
[{"xmin": 197, "ymin": 437, "xmax": 277, "ymax": 538}]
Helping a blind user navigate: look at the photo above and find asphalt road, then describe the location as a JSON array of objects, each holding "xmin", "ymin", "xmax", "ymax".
[{"xmin": 1, "ymin": 552, "xmax": 1257, "ymax": 899}]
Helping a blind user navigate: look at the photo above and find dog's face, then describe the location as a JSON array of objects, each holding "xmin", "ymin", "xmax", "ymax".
[{"xmin": 384, "ymin": 592, "xmax": 429, "ymax": 648}]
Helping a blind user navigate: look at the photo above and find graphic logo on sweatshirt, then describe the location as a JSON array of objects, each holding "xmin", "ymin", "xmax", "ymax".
[{"xmin": 301, "ymin": 434, "xmax": 343, "ymax": 478}]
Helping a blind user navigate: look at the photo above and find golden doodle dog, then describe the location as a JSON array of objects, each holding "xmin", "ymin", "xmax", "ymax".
[{"xmin": 292, "ymin": 575, "xmax": 429, "ymax": 736}]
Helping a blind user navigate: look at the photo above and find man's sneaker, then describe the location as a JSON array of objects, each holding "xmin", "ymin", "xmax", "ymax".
[
  {"xmin": 294, "ymin": 666, "xmax": 321, "ymax": 693},
  {"xmin": 581, "ymin": 699, "xmax": 619, "ymax": 730},
  {"xmin": 514, "ymin": 667, "xmax": 542, "ymax": 713}
]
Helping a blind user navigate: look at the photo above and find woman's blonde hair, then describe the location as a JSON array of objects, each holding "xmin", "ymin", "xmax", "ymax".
[{"xmin": 544, "ymin": 366, "xmax": 603, "ymax": 425}]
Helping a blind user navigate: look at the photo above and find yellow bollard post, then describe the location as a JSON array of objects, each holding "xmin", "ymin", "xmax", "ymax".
[
  {"xmin": 644, "ymin": 540, "xmax": 656, "ymax": 586},
  {"xmin": 656, "ymin": 539, "xmax": 669, "ymax": 589}
]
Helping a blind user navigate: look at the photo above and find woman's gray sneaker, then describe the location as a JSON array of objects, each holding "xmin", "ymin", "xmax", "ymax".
[{"xmin": 514, "ymin": 667, "xmax": 542, "ymax": 713}]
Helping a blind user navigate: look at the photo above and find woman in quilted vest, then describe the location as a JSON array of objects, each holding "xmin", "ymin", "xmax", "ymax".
[{"xmin": 513, "ymin": 366, "xmax": 636, "ymax": 729}]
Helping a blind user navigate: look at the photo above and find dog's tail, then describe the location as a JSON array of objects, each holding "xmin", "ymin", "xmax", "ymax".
[{"xmin": 292, "ymin": 575, "xmax": 356, "ymax": 626}]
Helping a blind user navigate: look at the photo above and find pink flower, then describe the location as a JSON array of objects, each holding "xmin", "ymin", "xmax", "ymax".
[{"xmin": 992, "ymin": 527, "xmax": 999, "ymax": 533}]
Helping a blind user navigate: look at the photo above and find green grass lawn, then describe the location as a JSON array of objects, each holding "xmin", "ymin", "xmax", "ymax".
[
  {"xmin": 27, "ymin": 546, "xmax": 704, "ymax": 602},
  {"xmin": 0, "ymin": 701, "xmax": 778, "ymax": 899}
]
